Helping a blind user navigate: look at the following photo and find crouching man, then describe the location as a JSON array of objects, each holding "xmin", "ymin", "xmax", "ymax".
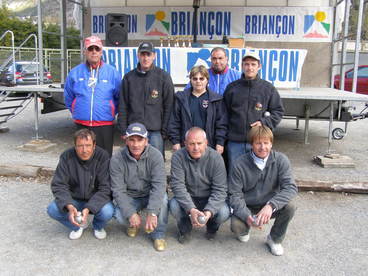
[
  {"xmin": 229, "ymin": 125, "xmax": 297, "ymax": 256},
  {"xmin": 47, "ymin": 129, "xmax": 114, "ymax": 240},
  {"xmin": 110, "ymin": 123, "xmax": 168, "ymax": 252},
  {"xmin": 169, "ymin": 127, "xmax": 230, "ymax": 243}
]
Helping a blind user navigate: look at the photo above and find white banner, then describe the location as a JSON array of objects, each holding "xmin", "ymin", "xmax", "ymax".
[
  {"xmin": 102, "ymin": 47, "xmax": 307, "ymax": 88},
  {"xmin": 92, "ymin": 6, "xmax": 332, "ymax": 42}
]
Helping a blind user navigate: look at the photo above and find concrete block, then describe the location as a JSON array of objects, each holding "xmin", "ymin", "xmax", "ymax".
[
  {"xmin": 17, "ymin": 139, "xmax": 57, "ymax": 153},
  {"xmin": 0, "ymin": 164, "xmax": 40, "ymax": 177},
  {"xmin": 313, "ymin": 155, "xmax": 355, "ymax": 168}
]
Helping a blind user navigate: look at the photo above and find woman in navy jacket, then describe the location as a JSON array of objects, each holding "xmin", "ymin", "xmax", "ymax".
[{"xmin": 168, "ymin": 65, "xmax": 228, "ymax": 154}]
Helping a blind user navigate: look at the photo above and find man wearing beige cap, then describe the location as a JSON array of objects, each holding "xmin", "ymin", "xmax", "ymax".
[
  {"xmin": 223, "ymin": 50, "xmax": 284, "ymax": 171},
  {"xmin": 64, "ymin": 35, "xmax": 121, "ymax": 156}
]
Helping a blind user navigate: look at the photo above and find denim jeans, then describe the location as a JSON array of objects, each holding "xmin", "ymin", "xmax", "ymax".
[
  {"xmin": 169, "ymin": 197, "xmax": 230, "ymax": 234},
  {"xmin": 231, "ymin": 201, "xmax": 296, "ymax": 243},
  {"xmin": 114, "ymin": 193, "xmax": 169, "ymax": 240},
  {"xmin": 148, "ymin": 131, "xmax": 164, "ymax": 157},
  {"xmin": 47, "ymin": 200, "xmax": 115, "ymax": 231},
  {"xmin": 227, "ymin": 141, "xmax": 252, "ymax": 174}
]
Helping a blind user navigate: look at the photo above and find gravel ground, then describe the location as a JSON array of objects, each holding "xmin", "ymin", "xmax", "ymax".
[
  {"xmin": 1, "ymin": 99, "xmax": 367, "ymax": 275},
  {"xmin": 0, "ymin": 176, "xmax": 366, "ymax": 275}
]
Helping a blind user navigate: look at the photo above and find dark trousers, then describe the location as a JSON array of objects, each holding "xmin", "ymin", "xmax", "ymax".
[
  {"xmin": 76, "ymin": 124, "xmax": 114, "ymax": 156},
  {"xmin": 231, "ymin": 201, "xmax": 296, "ymax": 243},
  {"xmin": 170, "ymin": 197, "xmax": 230, "ymax": 235}
]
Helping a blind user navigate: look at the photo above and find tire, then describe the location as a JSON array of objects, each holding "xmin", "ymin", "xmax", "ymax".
[{"xmin": 332, "ymin": 128, "xmax": 345, "ymax": 140}]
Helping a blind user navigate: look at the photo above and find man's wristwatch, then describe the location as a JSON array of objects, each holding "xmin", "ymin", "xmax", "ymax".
[{"xmin": 267, "ymin": 202, "xmax": 277, "ymax": 213}]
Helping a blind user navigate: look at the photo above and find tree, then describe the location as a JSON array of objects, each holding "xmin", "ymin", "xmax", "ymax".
[
  {"xmin": 0, "ymin": 7, "xmax": 80, "ymax": 49},
  {"xmin": 348, "ymin": 0, "xmax": 368, "ymax": 40}
]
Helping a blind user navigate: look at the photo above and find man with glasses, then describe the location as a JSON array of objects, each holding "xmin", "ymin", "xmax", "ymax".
[
  {"xmin": 64, "ymin": 35, "xmax": 121, "ymax": 156},
  {"xmin": 118, "ymin": 42, "xmax": 174, "ymax": 157},
  {"xmin": 47, "ymin": 129, "xmax": 114, "ymax": 240}
]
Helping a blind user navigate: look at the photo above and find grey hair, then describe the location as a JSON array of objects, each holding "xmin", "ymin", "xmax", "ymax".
[{"xmin": 184, "ymin": 127, "xmax": 207, "ymax": 141}]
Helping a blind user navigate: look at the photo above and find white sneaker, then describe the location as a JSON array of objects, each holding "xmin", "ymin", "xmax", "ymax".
[
  {"xmin": 94, "ymin": 228, "xmax": 107, "ymax": 240},
  {"xmin": 266, "ymin": 235, "xmax": 284, "ymax": 256},
  {"xmin": 237, "ymin": 233, "xmax": 250, "ymax": 242},
  {"xmin": 69, "ymin": 228, "xmax": 84, "ymax": 240}
]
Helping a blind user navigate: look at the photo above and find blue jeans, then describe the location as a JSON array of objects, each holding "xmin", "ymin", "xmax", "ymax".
[
  {"xmin": 169, "ymin": 197, "xmax": 230, "ymax": 234},
  {"xmin": 227, "ymin": 141, "xmax": 252, "ymax": 173},
  {"xmin": 47, "ymin": 200, "xmax": 115, "ymax": 231},
  {"xmin": 114, "ymin": 193, "xmax": 169, "ymax": 240},
  {"xmin": 148, "ymin": 131, "xmax": 164, "ymax": 157}
]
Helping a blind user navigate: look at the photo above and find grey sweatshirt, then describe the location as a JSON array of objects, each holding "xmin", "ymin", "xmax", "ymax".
[
  {"xmin": 229, "ymin": 150, "xmax": 298, "ymax": 222},
  {"xmin": 170, "ymin": 147, "xmax": 227, "ymax": 215},
  {"xmin": 110, "ymin": 145, "xmax": 166, "ymax": 218}
]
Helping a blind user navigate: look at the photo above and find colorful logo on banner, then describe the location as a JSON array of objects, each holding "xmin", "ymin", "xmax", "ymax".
[
  {"xmin": 145, "ymin": 11, "xmax": 170, "ymax": 36},
  {"xmin": 186, "ymin": 49, "xmax": 212, "ymax": 72},
  {"xmin": 303, "ymin": 11, "xmax": 330, "ymax": 38}
]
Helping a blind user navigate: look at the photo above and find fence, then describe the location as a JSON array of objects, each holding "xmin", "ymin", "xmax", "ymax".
[{"xmin": 0, "ymin": 46, "xmax": 82, "ymax": 83}]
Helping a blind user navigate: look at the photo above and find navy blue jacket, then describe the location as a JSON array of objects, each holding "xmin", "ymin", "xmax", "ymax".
[{"xmin": 168, "ymin": 88, "xmax": 228, "ymax": 148}]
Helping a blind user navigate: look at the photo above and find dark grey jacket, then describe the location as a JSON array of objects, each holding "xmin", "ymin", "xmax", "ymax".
[
  {"xmin": 168, "ymin": 88, "xmax": 228, "ymax": 148},
  {"xmin": 170, "ymin": 147, "xmax": 227, "ymax": 215},
  {"xmin": 229, "ymin": 150, "xmax": 297, "ymax": 222},
  {"xmin": 224, "ymin": 74, "xmax": 284, "ymax": 142},
  {"xmin": 110, "ymin": 145, "xmax": 166, "ymax": 218},
  {"xmin": 118, "ymin": 64, "xmax": 174, "ymax": 136},
  {"xmin": 51, "ymin": 146, "xmax": 112, "ymax": 214}
]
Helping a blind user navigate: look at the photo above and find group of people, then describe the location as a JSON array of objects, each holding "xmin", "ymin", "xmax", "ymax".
[{"xmin": 47, "ymin": 36, "xmax": 297, "ymax": 256}]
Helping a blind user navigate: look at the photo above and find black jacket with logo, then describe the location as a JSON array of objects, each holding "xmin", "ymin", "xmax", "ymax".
[
  {"xmin": 51, "ymin": 146, "xmax": 112, "ymax": 214},
  {"xmin": 223, "ymin": 74, "xmax": 284, "ymax": 142},
  {"xmin": 168, "ymin": 88, "xmax": 228, "ymax": 148},
  {"xmin": 118, "ymin": 64, "xmax": 174, "ymax": 135}
]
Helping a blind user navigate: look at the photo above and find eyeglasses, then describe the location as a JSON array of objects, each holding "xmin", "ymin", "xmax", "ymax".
[
  {"xmin": 191, "ymin": 77, "xmax": 206, "ymax": 81},
  {"xmin": 87, "ymin": 46, "xmax": 101, "ymax": 52}
]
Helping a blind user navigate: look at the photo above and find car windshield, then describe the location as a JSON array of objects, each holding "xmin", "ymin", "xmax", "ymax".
[{"xmin": 16, "ymin": 63, "xmax": 39, "ymax": 73}]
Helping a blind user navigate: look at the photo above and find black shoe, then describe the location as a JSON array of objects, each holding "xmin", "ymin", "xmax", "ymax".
[
  {"xmin": 178, "ymin": 232, "xmax": 191, "ymax": 244},
  {"xmin": 205, "ymin": 232, "xmax": 216, "ymax": 241}
]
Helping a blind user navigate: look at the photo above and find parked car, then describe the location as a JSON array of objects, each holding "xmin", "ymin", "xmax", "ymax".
[
  {"xmin": 0, "ymin": 61, "xmax": 53, "ymax": 86},
  {"xmin": 334, "ymin": 65, "xmax": 368, "ymax": 95}
]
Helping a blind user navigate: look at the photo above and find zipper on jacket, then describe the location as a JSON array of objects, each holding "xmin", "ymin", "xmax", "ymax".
[{"xmin": 90, "ymin": 87, "xmax": 94, "ymax": 126}]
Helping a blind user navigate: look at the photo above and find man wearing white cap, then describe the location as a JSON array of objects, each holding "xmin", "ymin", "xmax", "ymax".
[
  {"xmin": 223, "ymin": 51, "xmax": 284, "ymax": 171},
  {"xmin": 110, "ymin": 122, "xmax": 169, "ymax": 252},
  {"xmin": 64, "ymin": 35, "xmax": 121, "ymax": 156}
]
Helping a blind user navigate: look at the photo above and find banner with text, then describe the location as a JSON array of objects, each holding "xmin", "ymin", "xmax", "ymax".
[
  {"xmin": 102, "ymin": 47, "xmax": 307, "ymax": 88},
  {"xmin": 92, "ymin": 6, "xmax": 332, "ymax": 42}
]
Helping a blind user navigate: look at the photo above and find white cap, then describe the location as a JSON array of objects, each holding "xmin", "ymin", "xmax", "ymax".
[{"xmin": 242, "ymin": 51, "xmax": 261, "ymax": 62}]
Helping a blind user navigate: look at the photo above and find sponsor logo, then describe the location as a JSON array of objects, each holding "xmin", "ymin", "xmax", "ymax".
[
  {"xmin": 303, "ymin": 11, "xmax": 330, "ymax": 38},
  {"xmin": 145, "ymin": 11, "xmax": 170, "ymax": 36}
]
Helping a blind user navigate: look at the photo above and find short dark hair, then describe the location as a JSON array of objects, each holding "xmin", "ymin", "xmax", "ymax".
[
  {"xmin": 211, "ymin": 47, "xmax": 227, "ymax": 57},
  {"xmin": 247, "ymin": 125, "xmax": 274, "ymax": 144},
  {"xmin": 74, "ymin": 128, "xmax": 96, "ymax": 145}
]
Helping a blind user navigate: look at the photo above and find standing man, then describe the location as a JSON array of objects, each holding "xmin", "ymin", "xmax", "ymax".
[
  {"xmin": 229, "ymin": 126, "xmax": 297, "ymax": 256},
  {"xmin": 169, "ymin": 127, "xmax": 230, "ymax": 243},
  {"xmin": 224, "ymin": 51, "xmax": 284, "ymax": 170},
  {"xmin": 185, "ymin": 47, "xmax": 241, "ymax": 95},
  {"xmin": 64, "ymin": 35, "xmax": 121, "ymax": 156},
  {"xmin": 47, "ymin": 129, "xmax": 114, "ymax": 240},
  {"xmin": 118, "ymin": 42, "xmax": 174, "ymax": 157},
  {"xmin": 110, "ymin": 123, "xmax": 169, "ymax": 252}
]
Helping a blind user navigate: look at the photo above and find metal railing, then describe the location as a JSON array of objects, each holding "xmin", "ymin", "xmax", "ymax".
[{"xmin": 0, "ymin": 46, "xmax": 82, "ymax": 83}]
